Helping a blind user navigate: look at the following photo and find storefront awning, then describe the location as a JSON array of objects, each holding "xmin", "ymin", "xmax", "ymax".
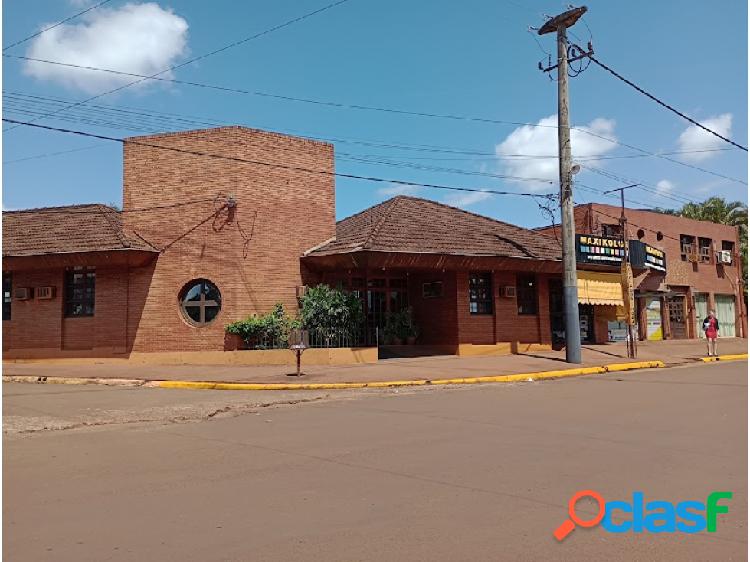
[{"xmin": 577, "ymin": 271, "xmax": 624, "ymax": 306}]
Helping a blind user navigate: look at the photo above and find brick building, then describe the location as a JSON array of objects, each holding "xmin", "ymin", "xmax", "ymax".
[
  {"xmin": 536, "ymin": 203, "xmax": 747, "ymax": 342},
  {"xmin": 3, "ymin": 126, "xmax": 745, "ymax": 360},
  {"xmin": 3, "ymin": 127, "xmax": 335, "ymax": 359},
  {"xmin": 301, "ymin": 195, "xmax": 564, "ymax": 354}
]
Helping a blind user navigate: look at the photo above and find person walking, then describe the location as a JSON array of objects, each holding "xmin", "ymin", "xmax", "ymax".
[{"xmin": 702, "ymin": 310, "xmax": 720, "ymax": 357}]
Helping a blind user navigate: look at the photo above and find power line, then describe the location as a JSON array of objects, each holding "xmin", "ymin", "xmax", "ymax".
[
  {"xmin": 4, "ymin": 197, "xmax": 220, "ymax": 215},
  {"xmin": 4, "ymin": 91, "xmax": 734, "ymax": 164},
  {"xmin": 7, "ymin": 55, "xmax": 745, "ymax": 186},
  {"xmin": 3, "ymin": 144, "xmax": 105, "ymax": 165},
  {"xmin": 2, "ymin": 0, "xmax": 353, "ymax": 132},
  {"xmin": 2, "ymin": 0, "xmax": 114, "ymax": 52},
  {"xmin": 583, "ymin": 51, "xmax": 748, "ymax": 152},
  {"xmin": 4, "ymin": 74, "xmax": 745, "ymax": 187},
  {"xmin": 3, "ymin": 118, "xmax": 559, "ymax": 201}
]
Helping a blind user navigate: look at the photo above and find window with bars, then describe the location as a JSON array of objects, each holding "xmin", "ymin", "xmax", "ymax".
[
  {"xmin": 680, "ymin": 235, "xmax": 696, "ymax": 262},
  {"xmin": 469, "ymin": 272, "xmax": 493, "ymax": 315},
  {"xmin": 698, "ymin": 237, "xmax": 712, "ymax": 263},
  {"xmin": 64, "ymin": 267, "xmax": 95, "ymax": 317},
  {"xmin": 601, "ymin": 224, "xmax": 622, "ymax": 238}
]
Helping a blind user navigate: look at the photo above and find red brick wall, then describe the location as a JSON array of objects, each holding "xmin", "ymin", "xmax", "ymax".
[
  {"xmin": 3, "ymin": 266, "xmax": 130, "ymax": 354},
  {"xmin": 453, "ymin": 270, "xmax": 553, "ymax": 345},
  {"xmin": 122, "ymin": 127, "xmax": 336, "ymax": 352}
]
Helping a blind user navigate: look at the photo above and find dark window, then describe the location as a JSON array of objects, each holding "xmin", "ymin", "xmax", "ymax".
[
  {"xmin": 680, "ymin": 235, "xmax": 696, "ymax": 262},
  {"xmin": 722, "ymin": 240, "xmax": 735, "ymax": 252},
  {"xmin": 698, "ymin": 237, "xmax": 712, "ymax": 263},
  {"xmin": 469, "ymin": 272, "xmax": 493, "ymax": 315},
  {"xmin": 64, "ymin": 267, "xmax": 95, "ymax": 317},
  {"xmin": 601, "ymin": 224, "xmax": 622, "ymax": 237},
  {"xmin": 179, "ymin": 279, "xmax": 221, "ymax": 326},
  {"xmin": 3, "ymin": 272, "xmax": 11, "ymax": 321},
  {"xmin": 422, "ymin": 281, "xmax": 443, "ymax": 299},
  {"xmin": 516, "ymin": 274, "xmax": 538, "ymax": 315}
]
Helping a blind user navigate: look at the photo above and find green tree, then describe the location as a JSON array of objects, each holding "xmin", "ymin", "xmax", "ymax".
[{"xmin": 298, "ymin": 285, "xmax": 364, "ymax": 339}]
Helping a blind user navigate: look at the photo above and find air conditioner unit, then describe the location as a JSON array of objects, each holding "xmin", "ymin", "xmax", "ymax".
[
  {"xmin": 295, "ymin": 285, "xmax": 308, "ymax": 299},
  {"xmin": 500, "ymin": 286, "xmax": 517, "ymax": 298},
  {"xmin": 36, "ymin": 286, "xmax": 55, "ymax": 300},
  {"xmin": 13, "ymin": 287, "xmax": 31, "ymax": 301},
  {"xmin": 719, "ymin": 250, "xmax": 733, "ymax": 265}
]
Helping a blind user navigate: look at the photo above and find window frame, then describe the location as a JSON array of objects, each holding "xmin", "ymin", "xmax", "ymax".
[
  {"xmin": 468, "ymin": 272, "xmax": 493, "ymax": 315},
  {"xmin": 64, "ymin": 266, "xmax": 96, "ymax": 318},
  {"xmin": 680, "ymin": 234, "xmax": 696, "ymax": 262},
  {"xmin": 698, "ymin": 237, "xmax": 712, "ymax": 263},
  {"xmin": 3, "ymin": 272, "xmax": 11, "ymax": 321},
  {"xmin": 601, "ymin": 224, "xmax": 622, "ymax": 238},
  {"xmin": 422, "ymin": 281, "xmax": 444, "ymax": 299},
  {"xmin": 516, "ymin": 274, "xmax": 538, "ymax": 316},
  {"xmin": 179, "ymin": 278, "xmax": 222, "ymax": 327}
]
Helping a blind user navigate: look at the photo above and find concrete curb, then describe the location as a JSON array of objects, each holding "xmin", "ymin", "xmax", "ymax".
[
  {"xmin": 2, "ymin": 360, "xmax": 666, "ymax": 391},
  {"xmin": 2, "ymin": 375, "xmax": 146, "ymax": 387},
  {"xmin": 700, "ymin": 353, "xmax": 748, "ymax": 363}
]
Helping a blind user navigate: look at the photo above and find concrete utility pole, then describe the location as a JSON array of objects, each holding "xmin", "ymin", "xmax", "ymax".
[
  {"xmin": 538, "ymin": 6, "xmax": 588, "ymax": 364},
  {"xmin": 604, "ymin": 183, "xmax": 639, "ymax": 358}
]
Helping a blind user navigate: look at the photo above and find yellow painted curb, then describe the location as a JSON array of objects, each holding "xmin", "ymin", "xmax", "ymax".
[
  {"xmin": 146, "ymin": 360, "xmax": 665, "ymax": 391},
  {"xmin": 700, "ymin": 353, "xmax": 748, "ymax": 363}
]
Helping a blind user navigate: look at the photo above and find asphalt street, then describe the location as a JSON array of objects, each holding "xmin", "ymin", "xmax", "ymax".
[{"xmin": 3, "ymin": 361, "xmax": 747, "ymax": 561}]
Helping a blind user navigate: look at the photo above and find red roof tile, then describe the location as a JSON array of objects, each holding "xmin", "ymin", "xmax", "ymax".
[
  {"xmin": 306, "ymin": 196, "xmax": 562, "ymax": 261},
  {"xmin": 3, "ymin": 204, "xmax": 157, "ymax": 257}
]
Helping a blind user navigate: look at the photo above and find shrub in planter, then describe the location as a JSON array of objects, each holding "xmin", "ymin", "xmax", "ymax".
[
  {"xmin": 299, "ymin": 284, "xmax": 364, "ymax": 344},
  {"xmin": 384, "ymin": 307, "xmax": 418, "ymax": 345},
  {"xmin": 226, "ymin": 303, "xmax": 296, "ymax": 349}
]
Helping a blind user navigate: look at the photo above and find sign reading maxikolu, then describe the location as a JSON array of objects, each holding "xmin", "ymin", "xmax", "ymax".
[
  {"xmin": 576, "ymin": 235, "xmax": 626, "ymax": 265},
  {"xmin": 575, "ymin": 234, "xmax": 666, "ymax": 273}
]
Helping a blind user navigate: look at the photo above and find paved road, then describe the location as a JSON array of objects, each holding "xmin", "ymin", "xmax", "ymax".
[{"xmin": 4, "ymin": 362, "xmax": 747, "ymax": 561}]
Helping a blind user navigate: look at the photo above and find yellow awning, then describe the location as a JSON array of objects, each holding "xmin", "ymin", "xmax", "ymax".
[{"xmin": 577, "ymin": 271, "xmax": 624, "ymax": 306}]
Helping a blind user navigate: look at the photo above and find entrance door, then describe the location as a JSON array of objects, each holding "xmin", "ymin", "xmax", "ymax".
[
  {"xmin": 578, "ymin": 304, "xmax": 595, "ymax": 343},
  {"xmin": 645, "ymin": 297, "xmax": 663, "ymax": 340},
  {"xmin": 667, "ymin": 296, "xmax": 687, "ymax": 339},
  {"xmin": 694, "ymin": 293, "xmax": 708, "ymax": 339},
  {"xmin": 714, "ymin": 294, "xmax": 736, "ymax": 337}
]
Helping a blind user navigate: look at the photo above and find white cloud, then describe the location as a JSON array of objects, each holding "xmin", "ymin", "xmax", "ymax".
[
  {"xmin": 656, "ymin": 179, "xmax": 674, "ymax": 195},
  {"xmin": 677, "ymin": 114, "xmax": 733, "ymax": 162},
  {"xmin": 24, "ymin": 3, "xmax": 189, "ymax": 94},
  {"xmin": 442, "ymin": 190, "xmax": 491, "ymax": 208},
  {"xmin": 495, "ymin": 115, "xmax": 617, "ymax": 189},
  {"xmin": 377, "ymin": 183, "xmax": 423, "ymax": 197}
]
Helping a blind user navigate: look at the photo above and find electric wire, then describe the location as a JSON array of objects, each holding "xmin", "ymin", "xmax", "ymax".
[
  {"xmin": 583, "ymin": 51, "xmax": 747, "ymax": 152},
  {"xmin": 2, "ymin": 0, "xmax": 114, "ymax": 52},
  {"xmin": 2, "ymin": 0, "xmax": 353, "ymax": 132},
  {"xmin": 3, "ymin": 118, "xmax": 558, "ymax": 201}
]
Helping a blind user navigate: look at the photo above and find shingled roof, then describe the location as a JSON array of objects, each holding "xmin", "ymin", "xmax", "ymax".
[
  {"xmin": 3, "ymin": 204, "xmax": 157, "ymax": 257},
  {"xmin": 305, "ymin": 196, "xmax": 562, "ymax": 261}
]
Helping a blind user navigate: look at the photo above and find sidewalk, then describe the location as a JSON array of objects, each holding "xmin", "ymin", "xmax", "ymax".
[{"xmin": 3, "ymin": 338, "xmax": 746, "ymax": 385}]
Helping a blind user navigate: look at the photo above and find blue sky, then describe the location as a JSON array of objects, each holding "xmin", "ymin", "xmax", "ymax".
[{"xmin": 3, "ymin": 0, "xmax": 747, "ymax": 227}]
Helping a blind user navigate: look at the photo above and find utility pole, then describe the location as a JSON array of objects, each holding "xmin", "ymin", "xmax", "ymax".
[
  {"xmin": 604, "ymin": 184, "xmax": 639, "ymax": 358},
  {"xmin": 538, "ymin": 6, "xmax": 588, "ymax": 364}
]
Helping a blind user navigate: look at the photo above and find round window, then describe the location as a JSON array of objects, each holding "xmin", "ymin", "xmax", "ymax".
[{"xmin": 179, "ymin": 279, "xmax": 221, "ymax": 326}]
